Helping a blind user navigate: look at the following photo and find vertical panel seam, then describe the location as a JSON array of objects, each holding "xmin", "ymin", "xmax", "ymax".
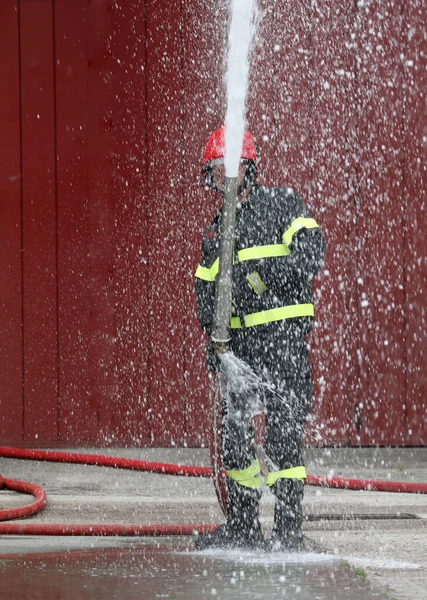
[
  {"xmin": 272, "ymin": 0, "xmax": 278, "ymax": 163},
  {"xmin": 307, "ymin": 0, "xmax": 314, "ymax": 205},
  {"xmin": 180, "ymin": 0, "xmax": 188, "ymax": 444},
  {"xmin": 143, "ymin": 0, "xmax": 152, "ymax": 441},
  {"xmin": 351, "ymin": 0, "xmax": 363, "ymax": 446},
  {"xmin": 400, "ymin": 0, "xmax": 409, "ymax": 442},
  {"xmin": 17, "ymin": 0, "xmax": 25, "ymax": 441},
  {"xmin": 343, "ymin": 2, "xmax": 358, "ymax": 444},
  {"xmin": 52, "ymin": 0, "xmax": 60, "ymax": 441}
]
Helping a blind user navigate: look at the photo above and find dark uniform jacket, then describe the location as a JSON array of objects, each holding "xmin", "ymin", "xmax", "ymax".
[{"xmin": 195, "ymin": 185, "xmax": 326, "ymax": 384}]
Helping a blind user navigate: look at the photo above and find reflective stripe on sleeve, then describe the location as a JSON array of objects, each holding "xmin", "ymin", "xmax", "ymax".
[
  {"xmin": 282, "ymin": 217, "xmax": 319, "ymax": 248},
  {"xmin": 266, "ymin": 466, "xmax": 307, "ymax": 486},
  {"xmin": 195, "ymin": 258, "xmax": 219, "ymax": 281},
  {"xmin": 196, "ymin": 217, "xmax": 319, "ymax": 281},
  {"xmin": 226, "ymin": 459, "xmax": 262, "ymax": 489},
  {"xmin": 243, "ymin": 303, "xmax": 314, "ymax": 328}
]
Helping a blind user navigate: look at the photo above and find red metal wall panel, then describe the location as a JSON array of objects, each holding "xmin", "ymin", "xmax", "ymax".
[
  {"xmin": 246, "ymin": 0, "xmax": 276, "ymax": 179},
  {"xmin": 20, "ymin": 0, "xmax": 58, "ymax": 443},
  {"xmin": 145, "ymin": 0, "xmax": 187, "ymax": 444},
  {"xmin": 266, "ymin": 0, "xmax": 313, "ymax": 195},
  {"xmin": 0, "ymin": 0, "xmax": 23, "ymax": 443},
  {"xmin": 1, "ymin": 0, "xmax": 427, "ymax": 447},
  {"xmin": 354, "ymin": 1, "xmax": 406, "ymax": 445},
  {"xmin": 308, "ymin": 0, "xmax": 360, "ymax": 445},
  {"xmin": 55, "ymin": 0, "xmax": 119, "ymax": 444},
  {"xmin": 84, "ymin": 1, "xmax": 117, "ymax": 444},
  {"xmin": 55, "ymin": 0, "xmax": 96, "ymax": 442},
  {"xmin": 404, "ymin": 0, "xmax": 427, "ymax": 445},
  {"xmin": 109, "ymin": 2, "xmax": 151, "ymax": 445}
]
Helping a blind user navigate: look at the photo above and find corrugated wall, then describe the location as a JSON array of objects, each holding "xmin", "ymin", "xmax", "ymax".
[{"xmin": 0, "ymin": 0, "xmax": 426, "ymax": 447}]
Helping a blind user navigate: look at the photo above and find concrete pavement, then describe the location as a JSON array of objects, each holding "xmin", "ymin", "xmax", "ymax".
[{"xmin": 1, "ymin": 447, "xmax": 426, "ymax": 600}]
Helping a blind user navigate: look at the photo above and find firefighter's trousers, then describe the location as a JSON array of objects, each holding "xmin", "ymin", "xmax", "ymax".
[{"xmin": 221, "ymin": 374, "xmax": 312, "ymax": 475}]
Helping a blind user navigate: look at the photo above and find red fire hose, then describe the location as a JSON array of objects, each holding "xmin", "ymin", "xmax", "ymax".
[
  {"xmin": 1, "ymin": 446, "xmax": 426, "ymax": 537},
  {"xmin": 0, "ymin": 472, "xmax": 46, "ymax": 522}
]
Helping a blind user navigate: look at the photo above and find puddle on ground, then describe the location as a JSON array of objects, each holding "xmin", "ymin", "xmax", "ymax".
[{"xmin": 0, "ymin": 541, "xmax": 388, "ymax": 599}]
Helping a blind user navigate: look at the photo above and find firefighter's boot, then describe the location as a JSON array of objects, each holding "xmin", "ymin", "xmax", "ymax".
[
  {"xmin": 195, "ymin": 480, "xmax": 263, "ymax": 550},
  {"xmin": 267, "ymin": 478, "xmax": 305, "ymax": 551}
]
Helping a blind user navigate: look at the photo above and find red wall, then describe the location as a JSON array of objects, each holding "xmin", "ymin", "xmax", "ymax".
[{"xmin": 0, "ymin": 0, "xmax": 426, "ymax": 447}]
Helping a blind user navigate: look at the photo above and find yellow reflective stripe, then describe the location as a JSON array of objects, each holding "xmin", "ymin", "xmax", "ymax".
[
  {"xmin": 244, "ymin": 303, "xmax": 314, "ymax": 328},
  {"xmin": 232, "ymin": 475, "xmax": 262, "ymax": 489},
  {"xmin": 196, "ymin": 218, "xmax": 318, "ymax": 281},
  {"xmin": 226, "ymin": 459, "xmax": 262, "ymax": 488},
  {"xmin": 195, "ymin": 258, "xmax": 219, "ymax": 282},
  {"xmin": 282, "ymin": 217, "xmax": 318, "ymax": 248},
  {"xmin": 237, "ymin": 244, "xmax": 290, "ymax": 262},
  {"xmin": 247, "ymin": 271, "xmax": 267, "ymax": 295},
  {"xmin": 266, "ymin": 466, "xmax": 307, "ymax": 487},
  {"xmin": 227, "ymin": 462, "xmax": 306, "ymax": 489},
  {"xmin": 229, "ymin": 316, "xmax": 242, "ymax": 329},
  {"xmin": 195, "ymin": 265, "xmax": 212, "ymax": 281},
  {"xmin": 226, "ymin": 459, "xmax": 260, "ymax": 481}
]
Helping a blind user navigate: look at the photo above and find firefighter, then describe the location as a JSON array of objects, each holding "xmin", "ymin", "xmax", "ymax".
[{"xmin": 194, "ymin": 125, "xmax": 326, "ymax": 550}]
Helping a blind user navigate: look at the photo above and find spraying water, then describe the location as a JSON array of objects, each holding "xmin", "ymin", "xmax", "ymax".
[
  {"xmin": 219, "ymin": 352, "xmax": 286, "ymax": 420},
  {"xmin": 224, "ymin": 0, "xmax": 257, "ymax": 177}
]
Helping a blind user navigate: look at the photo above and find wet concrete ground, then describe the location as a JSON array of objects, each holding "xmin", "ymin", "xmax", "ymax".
[
  {"xmin": 1, "ymin": 447, "xmax": 426, "ymax": 599},
  {"xmin": 1, "ymin": 541, "xmax": 387, "ymax": 600}
]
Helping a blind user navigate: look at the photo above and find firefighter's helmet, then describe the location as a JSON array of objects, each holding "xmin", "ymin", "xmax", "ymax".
[{"xmin": 201, "ymin": 125, "xmax": 261, "ymax": 193}]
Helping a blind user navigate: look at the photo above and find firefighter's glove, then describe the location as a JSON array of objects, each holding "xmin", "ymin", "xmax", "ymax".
[{"xmin": 206, "ymin": 339, "xmax": 221, "ymax": 372}]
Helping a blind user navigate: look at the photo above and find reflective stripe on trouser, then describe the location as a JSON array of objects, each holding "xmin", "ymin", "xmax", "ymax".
[
  {"xmin": 226, "ymin": 459, "xmax": 263, "ymax": 489},
  {"xmin": 226, "ymin": 459, "xmax": 307, "ymax": 489},
  {"xmin": 266, "ymin": 466, "xmax": 307, "ymax": 486}
]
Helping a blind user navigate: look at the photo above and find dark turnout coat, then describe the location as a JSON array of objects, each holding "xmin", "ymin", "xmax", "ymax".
[{"xmin": 195, "ymin": 185, "xmax": 326, "ymax": 385}]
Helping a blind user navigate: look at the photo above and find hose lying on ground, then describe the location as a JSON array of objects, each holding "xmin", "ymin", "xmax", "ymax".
[{"xmin": 0, "ymin": 446, "xmax": 426, "ymax": 536}]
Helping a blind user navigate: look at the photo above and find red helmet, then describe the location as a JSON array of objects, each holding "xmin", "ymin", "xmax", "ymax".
[
  {"xmin": 201, "ymin": 125, "xmax": 261, "ymax": 192},
  {"xmin": 202, "ymin": 125, "xmax": 257, "ymax": 164}
]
